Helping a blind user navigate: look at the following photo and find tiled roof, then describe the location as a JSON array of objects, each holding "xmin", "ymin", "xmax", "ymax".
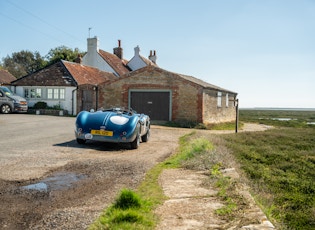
[
  {"xmin": 178, "ymin": 73, "xmax": 237, "ymax": 94},
  {"xmin": 62, "ymin": 60, "xmax": 116, "ymax": 85},
  {"xmin": 139, "ymin": 55, "xmax": 158, "ymax": 67},
  {"xmin": 98, "ymin": 50, "xmax": 130, "ymax": 76},
  {"xmin": 121, "ymin": 65, "xmax": 237, "ymax": 94},
  {"xmin": 0, "ymin": 69, "xmax": 16, "ymax": 84}
]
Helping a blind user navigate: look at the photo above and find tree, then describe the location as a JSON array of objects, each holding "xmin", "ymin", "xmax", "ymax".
[
  {"xmin": 2, "ymin": 50, "xmax": 47, "ymax": 78},
  {"xmin": 45, "ymin": 46, "xmax": 84, "ymax": 65}
]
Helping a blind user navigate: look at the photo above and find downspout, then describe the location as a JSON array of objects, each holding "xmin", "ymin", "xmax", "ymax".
[{"xmin": 72, "ymin": 87, "xmax": 78, "ymax": 116}]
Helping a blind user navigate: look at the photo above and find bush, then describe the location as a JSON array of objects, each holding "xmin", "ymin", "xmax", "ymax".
[{"xmin": 33, "ymin": 101, "xmax": 47, "ymax": 109}]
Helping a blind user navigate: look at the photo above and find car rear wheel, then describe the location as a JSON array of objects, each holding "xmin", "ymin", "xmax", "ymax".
[
  {"xmin": 130, "ymin": 124, "xmax": 140, "ymax": 149},
  {"xmin": 76, "ymin": 138, "xmax": 86, "ymax": 144},
  {"xmin": 1, "ymin": 104, "xmax": 12, "ymax": 114}
]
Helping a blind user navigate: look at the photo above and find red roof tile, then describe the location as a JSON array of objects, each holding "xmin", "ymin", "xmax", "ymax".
[
  {"xmin": 62, "ymin": 61, "xmax": 116, "ymax": 85},
  {"xmin": 98, "ymin": 50, "xmax": 130, "ymax": 76}
]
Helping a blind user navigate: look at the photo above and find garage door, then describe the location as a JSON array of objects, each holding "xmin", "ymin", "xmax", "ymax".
[{"xmin": 130, "ymin": 91, "xmax": 170, "ymax": 121}]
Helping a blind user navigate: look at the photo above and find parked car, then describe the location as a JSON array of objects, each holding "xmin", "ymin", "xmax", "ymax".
[
  {"xmin": 75, "ymin": 107, "xmax": 150, "ymax": 149},
  {"xmin": 0, "ymin": 86, "xmax": 28, "ymax": 114}
]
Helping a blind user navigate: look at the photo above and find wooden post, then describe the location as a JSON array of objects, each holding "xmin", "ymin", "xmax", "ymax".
[{"xmin": 235, "ymin": 99, "xmax": 239, "ymax": 133}]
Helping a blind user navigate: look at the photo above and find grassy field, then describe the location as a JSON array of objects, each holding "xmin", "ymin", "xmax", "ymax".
[{"xmin": 223, "ymin": 109, "xmax": 315, "ymax": 229}]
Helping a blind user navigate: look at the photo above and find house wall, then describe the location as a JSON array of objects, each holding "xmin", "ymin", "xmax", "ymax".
[
  {"xmin": 98, "ymin": 68, "xmax": 203, "ymax": 122},
  {"xmin": 82, "ymin": 52, "xmax": 117, "ymax": 75},
  {"xmin": 126, "ymin": 46, "xmax": 147, "ymax": 71},
  {"xmin": 13, "ymin": 86, "xmax": 77, "ymax": 115},
  {"xmin": 127, "ymin": 56, "xmax": 146, "ymax": 71},
  {"xmin": 203, "ymin": 89, "xmax": 236, "ymax": 124}
]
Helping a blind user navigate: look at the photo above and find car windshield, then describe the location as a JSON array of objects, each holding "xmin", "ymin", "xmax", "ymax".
[{"xmin": 0, "ymin": 86, "xmax": 13, "ymax": 96}]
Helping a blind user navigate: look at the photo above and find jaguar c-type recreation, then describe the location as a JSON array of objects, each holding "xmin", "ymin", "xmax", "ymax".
[{"xmin": 75, "ymin": 108, "xmax": 150, "ymax": 149}]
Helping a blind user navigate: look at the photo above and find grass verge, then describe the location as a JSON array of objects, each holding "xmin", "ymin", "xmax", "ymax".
[{"xmin": 89, "ymin": 132, "xmax": 219, "ymax": 229}]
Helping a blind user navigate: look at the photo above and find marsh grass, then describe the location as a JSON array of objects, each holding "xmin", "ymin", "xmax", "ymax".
[
  {"xmin": 224, "ymin": 109, "xmax": 315, "ymax": 229},
  {"xmin": 240, "ymin": 109, "xmax": 315, "ymax": 128}
]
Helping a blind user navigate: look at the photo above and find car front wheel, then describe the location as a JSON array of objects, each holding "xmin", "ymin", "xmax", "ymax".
[
  {"xmin": 141, "ymin": 129, "xmax": 150, "ymax": 142},
  {"xmin": 1, "ymin": 104, "xmax": 12, "ymax": 114}
]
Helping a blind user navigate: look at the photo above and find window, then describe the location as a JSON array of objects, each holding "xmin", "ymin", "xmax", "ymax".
[
  {"xmin": 54, "ymin": 89, "xmax": 59, "ymax": 99},
  {"xmin": 47, "ymin": 88, "xmax": 65, "ymax": 99},
  {"xmin": 226, "ymin": 93, "xmax": 229, "ymax": 107},
  {"xmin": 59, "ymin": 89, "xmax": 65, "ymax": 99},
  {"xmin": 47, "ymin": 89, "xmax": 53, "ymax": 99},
  {"xmin": 217, "ymin": 92, "xmax": 222, "ymax": 107},
  {"xmin": 24, "ymin": 88, "xmax": 42, "ymax": 98}
]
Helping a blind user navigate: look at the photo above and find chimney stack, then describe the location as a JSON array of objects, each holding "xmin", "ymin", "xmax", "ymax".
[
  {"xmin": 113, "ymin": 39, "xmax": 123, "ymax": 59},
  {"xmin": 75, "ymin": 54, "xmax": 82, "ymax": 64},
  {"xmin": 148, "ymin": 50, "xmax": 157, "ymax": 64}
]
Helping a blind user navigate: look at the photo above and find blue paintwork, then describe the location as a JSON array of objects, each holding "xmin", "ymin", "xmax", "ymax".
[{"xmin": 75, "ymin": 108, "xmax": 150, "ymax": 148}]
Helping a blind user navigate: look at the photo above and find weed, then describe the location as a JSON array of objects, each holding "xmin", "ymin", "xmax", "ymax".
[{"xmin": 113, "ymin": 189, "xmax": 141, "ymax": 210}]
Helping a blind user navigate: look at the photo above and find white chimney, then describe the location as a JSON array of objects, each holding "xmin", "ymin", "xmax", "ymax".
[
  {"xmin": 134, "ymin": 46, "xmax": 140, "ymax": 56},
  {"xmin": 148, "ymin": 50, "xmax": 157, "ymax": 64},
  {"xmin": 87, "ymin": 36, "xmax": 99, "ymax": 53}
]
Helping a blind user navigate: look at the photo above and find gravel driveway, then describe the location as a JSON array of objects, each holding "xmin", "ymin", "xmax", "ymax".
[{"xmin": 0, "ymin": 114, "xmax": 190, "ymax": 229}]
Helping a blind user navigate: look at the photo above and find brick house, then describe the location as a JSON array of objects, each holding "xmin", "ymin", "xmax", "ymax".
[
  {"xmin": 99, "ymin": 65, "xmax": 237, "ymax": 124},
  {"xmin": 10, "ymin": 60, "xmax": 116, "ymax": 115}
]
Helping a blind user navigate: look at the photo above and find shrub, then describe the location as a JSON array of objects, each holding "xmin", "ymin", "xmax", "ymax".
[{"xmin": 33, "ymin": 101, "xmax": 47, "ymax": 109}]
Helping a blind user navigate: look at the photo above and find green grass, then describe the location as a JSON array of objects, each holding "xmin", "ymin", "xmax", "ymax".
[{"xmin": 224, "ymin": 109, "xmax": 315, "ymax": 229}]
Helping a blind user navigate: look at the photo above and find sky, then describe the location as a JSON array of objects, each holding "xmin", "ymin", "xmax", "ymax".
[{"xmin": 0, "ymin": 0, "xmax": 314, "ymax": 108}]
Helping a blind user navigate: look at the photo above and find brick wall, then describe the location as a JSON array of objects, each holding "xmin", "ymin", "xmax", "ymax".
[
  {"xmin": 99, "ymin": 66, "xmax": 202, "ymax": 122},
  {"xmin": 203, "ymin": 89, "xmax": 236, "ymax": 124}
]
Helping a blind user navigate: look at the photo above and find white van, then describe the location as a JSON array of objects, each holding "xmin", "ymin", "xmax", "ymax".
[{"xmin": 0, "ymin": 86, "xmax": 28, "ymax": 113}]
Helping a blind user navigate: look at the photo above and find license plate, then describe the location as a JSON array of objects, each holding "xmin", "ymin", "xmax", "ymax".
[{"xmin": 91, "ymin": 130, "xmax": 113, "ymax": 136}]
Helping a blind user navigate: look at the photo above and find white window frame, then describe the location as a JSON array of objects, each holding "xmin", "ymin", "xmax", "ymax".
[
  {"xmin": 217, "ymin": 91, "xmax": 222, "ymax": 107},
  {"xmin": 47, "ymin": 88, "xmax": 65, "ymax": 100}
]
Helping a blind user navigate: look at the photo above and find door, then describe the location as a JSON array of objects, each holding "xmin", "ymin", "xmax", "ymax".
[
  {"xmin": 130, "ymin": 91, "xmax": 170, "ymax": 121},
  {"xmin": 82, "ymin": 90, "xmax": 94, "ymax": 111}
]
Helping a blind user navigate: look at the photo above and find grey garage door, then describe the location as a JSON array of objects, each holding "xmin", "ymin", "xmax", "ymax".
[{"xmin": 130, "ymin": 91, "xmax": 170, "ymax": 121}]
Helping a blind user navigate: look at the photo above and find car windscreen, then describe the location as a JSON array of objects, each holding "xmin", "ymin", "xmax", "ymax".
[{"xmin": 0, "ymin": 87, "xmax": 13, "ymax": 96}]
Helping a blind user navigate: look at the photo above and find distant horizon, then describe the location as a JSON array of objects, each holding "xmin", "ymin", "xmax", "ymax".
[{"xmin": 240, "ymin": 107, "xmax": 315, "ymax": 111}]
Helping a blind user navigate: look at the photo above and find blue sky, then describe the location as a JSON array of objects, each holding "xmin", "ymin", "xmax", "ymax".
[{"xmin": 1, "ymin": 0, "xmax": 314, "ymax": 108}]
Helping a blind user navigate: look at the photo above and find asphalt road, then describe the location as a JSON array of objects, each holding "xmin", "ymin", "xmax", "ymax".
[{"xmin": 0, "ymin": 114, "xmax": 78, "ymax": 180}]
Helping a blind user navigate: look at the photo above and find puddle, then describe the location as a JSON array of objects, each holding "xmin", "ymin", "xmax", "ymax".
[
  {"xmin": 21, "ymin": 172, "xmax": 86, "ymax": 193},
  {"xmin": 271, "ymin": 118, "xmax": 296, "ymax": 121}
]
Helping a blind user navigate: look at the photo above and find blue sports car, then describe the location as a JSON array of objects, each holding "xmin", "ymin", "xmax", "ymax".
[{"xmin": 75, "ymin": 108, "xmax": 150, "ymax": 149}]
